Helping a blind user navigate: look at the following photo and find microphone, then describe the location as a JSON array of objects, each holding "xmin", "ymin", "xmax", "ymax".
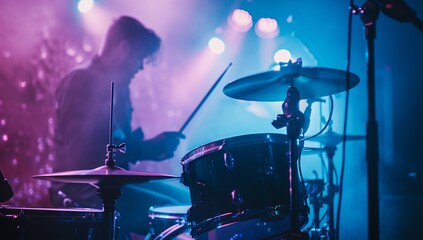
[
  {"xmin": 0, "ymin": 169, "xmax": 13, "ymax": 203},
  {"xmin": 376, "ymin": 0, "xmax": 423, "ymax": 31}
]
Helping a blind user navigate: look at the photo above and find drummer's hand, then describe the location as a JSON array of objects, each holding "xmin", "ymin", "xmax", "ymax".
[{"xmin": 141, "ymin": 132, "xmax": 186, "ymax": 161}]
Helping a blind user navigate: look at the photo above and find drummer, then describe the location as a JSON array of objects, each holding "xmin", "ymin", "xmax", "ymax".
[{"xmin": 49, "ymin": 16, "xmax": 189, "ymax": 239}]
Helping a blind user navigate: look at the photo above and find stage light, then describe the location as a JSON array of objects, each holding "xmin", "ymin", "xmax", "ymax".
[
  {"xmin": 228, "ymin": 9, "xmax": 253, "ymax": 32},
  {"xmin": 208, "ymin": 37, "xmax": 225, "ymax": 55},
  {"xmin": 274, "ymin": 49, "xmax": 292, "ymax": 63},
  {"xmin": 78, "ymin": 0, "xmax": 94, "ymax": 13},
  {"xmin": 255, "ymin": 18, "xmax": 279, "ymax": 39},
  {"xmin": 287, "ymin": 15, "xmax": 294, "ymax": 24}
]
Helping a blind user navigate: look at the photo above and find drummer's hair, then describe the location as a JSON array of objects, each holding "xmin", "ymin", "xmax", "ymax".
[{"xmin": 101, "ymin": 16, "xmax": 161, "ymax": 61}]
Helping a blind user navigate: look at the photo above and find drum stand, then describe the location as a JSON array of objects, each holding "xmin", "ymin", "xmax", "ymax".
[
  {"xmin": 304, "ymin": 178, "xmax": 325, "ymax": 239},
  {"xmin": 307, "ymin": 144, "xmax": 337, "ymax": 240},
  {"xmin": 272, "ymin": 59, "xmax": 309, "ymax": 240},
  {"xmin": 96, "ymin": 144, "xmax": 125, "ymax": 240}
]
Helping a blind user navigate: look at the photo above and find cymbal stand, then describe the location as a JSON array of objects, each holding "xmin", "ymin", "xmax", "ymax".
[
  {"xmin": 304, "ymin": 179, "xmax": 325, "ymax": 239},
  {"xmin": 322, "ymin": 143, "xmax": 337, "ymax": 240},
  {"xmin": 272, "ymin": 59, "xmax": 308, "ymax": 239},
  {"xmin": 308, "ymin": 122, "xmax": 338, "ymax": 240},
  {"xmin": 96, "ymin": 82, "xmax": 127, "ymax": 240}
]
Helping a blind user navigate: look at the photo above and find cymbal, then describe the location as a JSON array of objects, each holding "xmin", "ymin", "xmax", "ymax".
[
  {"xmin": 33, "ymin": 165, "xmax": 179, "ymax": 185},
  {"xmin": 305, "ymin": 131, "xmax": 365, "ymax": 146},
  {"xmin": 223, "ymin": 67, "xmax": 360, "ymax": 101},
  {"xmin": 301, "ymin": 147, "xmax": 325, "ymax": 155}
]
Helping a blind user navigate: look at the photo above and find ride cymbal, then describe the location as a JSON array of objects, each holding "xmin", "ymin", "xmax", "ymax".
[{"xmin": 223, "ymin": 67, "xmax": 360, "ymax": 101}]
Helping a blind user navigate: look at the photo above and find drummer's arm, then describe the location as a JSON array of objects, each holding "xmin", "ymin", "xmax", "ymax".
[{"xmin": 123, "ymin": 129, "xmax": 185, "ymax": 162}]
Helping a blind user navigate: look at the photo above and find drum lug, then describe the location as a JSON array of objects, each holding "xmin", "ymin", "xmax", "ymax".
[
  {"xmin": 180, "ymin": 172, "xmax": 192, "ymax": 186},
  {"xmin": 224, "ymin": 152, "xmax": 235, "ymax": 169}
]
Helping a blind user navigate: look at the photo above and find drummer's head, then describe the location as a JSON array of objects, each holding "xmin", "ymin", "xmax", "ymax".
[{"xmin": 99, "ymin": 16, "xmax": 161, "ymax": 79}]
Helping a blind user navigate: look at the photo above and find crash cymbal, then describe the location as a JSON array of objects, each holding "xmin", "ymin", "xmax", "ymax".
[
  {"xmin": 306, "ymin": 131, "xmax": 365, "ymax": 146},
  {"xmin": 223, "ymin": 67, "xmax": 360, "ymax": 101},
  {"xmin": 33, "ymin": 165, "xmax": 179, "ymax": 185}
]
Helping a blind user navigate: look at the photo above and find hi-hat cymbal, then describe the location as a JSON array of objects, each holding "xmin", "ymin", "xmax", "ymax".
[
  {"xmin": 305, "ymin": 131, "xmax": 365, "ymax": 146},
  {"xmin": 223, "ymin": 67, "xmax": 360, "ymax": 101},
  {"xmin": 33, "ymin": 165, "xmax": 179, "ymax": 185}
]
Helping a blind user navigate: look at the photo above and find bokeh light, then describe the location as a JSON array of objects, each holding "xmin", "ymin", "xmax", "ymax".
[
  {"xmin": 228, "ymin": 9, "xmax": 253, "ymax": 32},
  {"xmin": 208, "ymin": 37, "xmax": 225, "ymax": 55},
  {"xmin": 78, "ymin": 0, "xmax": 94, "ymax": 13},
  {"xmin": 286, "ymin": 15, "xmax": 294, "ymax": 24},
  {"xmin": 255, "ymin": 17, "xmax": 279, "ymax": 39},
  {"xmin": 273, "ymin": 49, "xmax": 292, "ymax": 63}
]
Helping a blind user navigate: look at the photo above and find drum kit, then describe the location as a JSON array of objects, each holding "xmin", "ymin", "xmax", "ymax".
[{"xmin": 0, "ymin": 58, "xmax": 363, "ymax": 240}]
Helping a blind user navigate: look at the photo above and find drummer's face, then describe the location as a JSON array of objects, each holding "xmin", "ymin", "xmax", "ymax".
[{"xmin": 122, "ymin": 48, "xmax": 148, "ymax": 80}]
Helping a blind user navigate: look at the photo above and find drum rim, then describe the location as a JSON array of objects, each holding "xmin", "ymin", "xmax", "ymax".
[
  {"xmin": 181, "ymin": 133, "xmax": 288, "ymax": 165},
  {"xmin": 148, "ymin": 204, "xmax": 191, "ymax": 219},
  {"xmin": 0, "ymin": 205, "xmax": 103, "ymax": 213},
  {"xmin": 190, "ymin": 211, "xmax": 288, "ymax": 239},
  {"xmin": 190, "ymin": 210, "xmax": 308, "ymax": 239}
]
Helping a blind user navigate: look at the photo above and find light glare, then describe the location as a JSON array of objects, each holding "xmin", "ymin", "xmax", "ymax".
[
  {"xmin": 274, "ymin": 49, "xmax": 292, "ymax": 63},
  {"xmin": 228, "ymin": 9, "xmax": 253, "ymax": 32},
  {"xmin": 78, "ymin": 0, "xmax": 94, "ymax": 13},
  {"xmin": 255, "ymin": 18, "xmax": 279, "ymax": 39},
  {"xmin": 208, "ymin": 37, "xmax": 225, "ymax": 55}
]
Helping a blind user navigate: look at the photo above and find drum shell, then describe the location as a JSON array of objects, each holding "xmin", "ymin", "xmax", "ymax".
[
  {"xmin": 181, "ymin": 133, "xmax": 303, "ymax": 237},
  {"xmin": 146, "ymin": 205, "xmax": 192, "ymax": 240},
  {"xmin": 0, "ymin": 206, "xmax": 103, "ymax": 240}
]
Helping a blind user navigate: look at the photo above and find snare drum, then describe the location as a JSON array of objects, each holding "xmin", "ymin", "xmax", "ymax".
[
  {"xmin": 181, "ymin": 133, "xmax": 309, "ymax": 239},
  {"xmin": 146, "ymin": 204, "xmax": 192, "ymax": 240},
  {"xmin": 0, "ymin": 206, "xmax": 103, "ymax": 240}
]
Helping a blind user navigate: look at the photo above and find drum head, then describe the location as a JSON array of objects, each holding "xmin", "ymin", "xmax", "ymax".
[
  {"xmin": 147, "ymin": 205, "xmax": 192, "ymax": 240},
  {"xmin": 181, "ymin": 133, "xmax": 287, "ymax": 165}
]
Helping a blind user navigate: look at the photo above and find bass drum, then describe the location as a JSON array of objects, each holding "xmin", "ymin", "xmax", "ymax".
[
  {"xmin": 181, "ymin": 133, "xmax": 309, "ymax": 240},
  {"xmin": 145, "ymin": 204, "xmax": 193, "ymax": 240},
  {"xmin": 0, "ymin": 206, "xmax": 103, "ymax": 240}
]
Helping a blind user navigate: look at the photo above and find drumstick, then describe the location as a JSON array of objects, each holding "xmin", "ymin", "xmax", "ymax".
[{"xmin": 179, "ymin": 62, "xmax": 232, "ymax": 134}]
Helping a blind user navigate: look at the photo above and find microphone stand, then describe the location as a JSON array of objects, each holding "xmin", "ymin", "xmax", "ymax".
[
  {"xmin": 353, "ymin": 1, "xmax": 422, "ymax": 239},
  {"xmin": 354, "ymin": 1, "xmax": 381, "ymax": 240}
]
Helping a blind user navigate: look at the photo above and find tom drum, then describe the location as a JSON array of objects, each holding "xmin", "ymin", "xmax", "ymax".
[{"xmin": 181, "ymin": 133, "xmax": 309, "ymax": 239}]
